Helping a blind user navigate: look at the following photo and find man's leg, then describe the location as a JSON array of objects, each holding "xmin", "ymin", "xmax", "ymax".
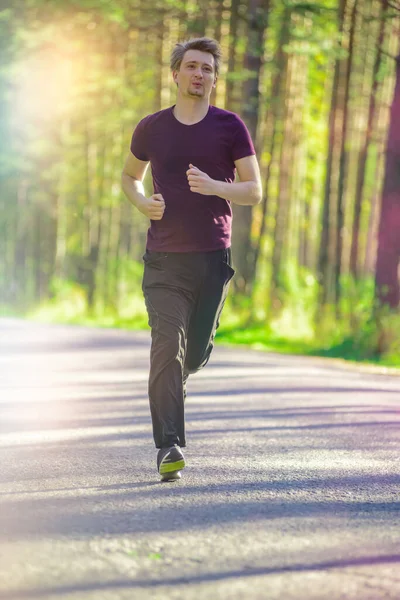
[
  {"xmin": 184, "ymin": 248, "xmax": 235, "ymax": 377},
  {"xmin": 144, "ymin": 285, "xmax": 191, "ymax": 449},
  {"xmin": 142, "ymin": 252, "xmax": 196, "ymax": 450}
]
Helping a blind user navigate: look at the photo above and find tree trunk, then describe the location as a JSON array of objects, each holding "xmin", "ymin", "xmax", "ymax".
[
  {"xmin": 251, "ymin": 4, "xmax": 289, "ymax": 296},
  {"xmin": 334, "ymin": 0, "xmax": 358, "ymax": 312},
  {"xmin": 375, "ymin": 54, "xmax": 400, "ymax": 308},
  {"xmin": 34, "ymin": 204, "xmax": 44, "ymax": 301},
  {"xmin": 14, "ymin": 180, "xmax": 29, "ymax": 308},
  {"xmin": 271, "ymin": 48, "xmax": 295, "ymax": 298},
  {"xmin": 317, "ymin": 0, "xmax": 347, "ymax": 307},
  {"xmin": 186, "ymin": 0, "xmax": 208, "ymax": 36},
  {"xmin": 232, "ymin": 0, "xmax": 269, "ymax": 295},
  {"xmin": 287, "ymin": 30, "xmax": 308, "ymax": 281},
  {"xmin": 225, "ymin": 0, "xmax": 240, "ymax": 111},
  {"xmin": 153, "ymin": 14, "xmax": 165, "ymax": 112},
  {"xmin": 350, "ymin": 0, "xmax": 387, "ymax": 279}
]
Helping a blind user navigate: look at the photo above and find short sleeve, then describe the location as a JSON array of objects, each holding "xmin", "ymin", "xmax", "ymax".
[
  {"xmin": 231, "ymin": 116, "xmax": 256, "ymax": 162},
  {"xmin": 130, "ymin": 118, "xmax": 149, "ymax": 161}
]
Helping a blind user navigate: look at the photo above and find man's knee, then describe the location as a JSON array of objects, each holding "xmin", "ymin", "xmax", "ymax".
[
  {"xmin": 184, "ymin": 362, "xmax": 201, "ymax": 376},
  {"xmin": 151, "ymin": 322, "xmax": 186, "ymax": 365},
  {"xmin": 184, "ymin": 343, "xmax": 213, "ymax": 375}
]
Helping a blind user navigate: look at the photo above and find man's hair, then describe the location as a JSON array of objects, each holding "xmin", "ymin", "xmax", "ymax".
[{"xmin": 170, "ymin": 37, "xmax": 222, "ymax": 77}]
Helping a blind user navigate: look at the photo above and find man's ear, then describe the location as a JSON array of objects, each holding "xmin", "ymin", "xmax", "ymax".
[
  {"xmin": 173, "ymin": 70, "xmax": 178, "ymax": 86},
  {"xmin": 212, "ymin": 76, "xmax": 217, "ymax": 89}
]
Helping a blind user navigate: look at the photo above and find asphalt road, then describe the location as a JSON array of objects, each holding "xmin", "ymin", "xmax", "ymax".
[{"xmin": 0, "ymin": 319, "xmax": 399, "ymax": 600}]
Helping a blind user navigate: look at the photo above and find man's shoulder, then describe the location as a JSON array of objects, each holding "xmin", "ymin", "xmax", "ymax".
[
  {"xmin": 136, "ymin": 107, "xmax": 172, "ymax": 129},
  {"xmin": 210, "ymin": 105, "xmax": 245, "ymax": 127}
]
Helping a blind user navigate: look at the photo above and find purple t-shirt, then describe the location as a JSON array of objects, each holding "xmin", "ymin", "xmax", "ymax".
[{"xmin": 130, "ymin": 104, "xmax": 255, "ymax": 252}]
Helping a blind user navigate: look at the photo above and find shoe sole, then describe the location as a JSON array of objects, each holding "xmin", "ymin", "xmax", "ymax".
[{"xmin": 160, "ymin": 470, "xmax": 182, "ymax": 482}]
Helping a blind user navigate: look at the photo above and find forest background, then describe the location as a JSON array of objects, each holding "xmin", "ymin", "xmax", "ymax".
[{"xmin": 1, "ymin": 0, "xmax": 400, "ymax": 367}]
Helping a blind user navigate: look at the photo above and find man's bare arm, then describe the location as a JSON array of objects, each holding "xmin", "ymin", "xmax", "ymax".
[
  {"xmin": 121, "ymin": 152, "xmax": 165, "ymax": 220},
  {"xmin": 186, "ymin": 155, "xmax": 262, "ymax": 206}
]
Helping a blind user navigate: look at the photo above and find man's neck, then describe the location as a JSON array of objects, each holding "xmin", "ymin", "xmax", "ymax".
[{"xmin": 173, "ymin": 98, "xmax": 210, "ymax": 125}]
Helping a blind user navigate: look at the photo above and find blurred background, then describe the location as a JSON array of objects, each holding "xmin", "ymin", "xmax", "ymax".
[{"xmin": 1, "ymin": 0, "xmax": 399, "ymax": 364}]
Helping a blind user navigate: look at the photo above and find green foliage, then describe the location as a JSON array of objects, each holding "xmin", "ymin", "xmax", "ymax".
[
  {"xmin": 217, "ymin": 269, "xmax": 400, "ymax": 369},
  {"xmin": 28, "ymin": 266, "xmax": 149, "ymax": 329},
  {"xmin": 1, "ymin": 0, "xmax": 399, "ymax": 370},
  {"xmin": 225, "ymin": 69, "xmax": 259, "ymax": 83},
  {"xmin": 286, "ymin": 1, "xmax": 337, "ymax": 15},
  {"xmin": 25, "ymin": 267, "xmax": 400, "ymax": 368},
  {"xmin": 29, "ymin": 278, "xmax": 88, "ymax": 322}
]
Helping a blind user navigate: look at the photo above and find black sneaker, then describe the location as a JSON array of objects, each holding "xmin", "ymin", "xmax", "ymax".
[{"xmin": 157, "ymin": 445, "xmax": 185, "ymax": 482}]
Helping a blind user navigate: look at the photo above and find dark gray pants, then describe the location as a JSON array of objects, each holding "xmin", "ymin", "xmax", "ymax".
[{"xmin": 142, "ymin": 248, "xmax": 234, "ymax": 449}]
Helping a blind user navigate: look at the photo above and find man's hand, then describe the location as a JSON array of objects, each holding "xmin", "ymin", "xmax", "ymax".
[
  {"xmin": 186, "ymin": 164, "xmax": 217, "ymax": 196},
  {"xmin": 137, "ymin": 193, "xmax": 165, "ymax": 220}
]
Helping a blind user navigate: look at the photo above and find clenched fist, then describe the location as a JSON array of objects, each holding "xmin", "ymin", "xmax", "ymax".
[
  {"xmin": 138, "ymin": 193, "xmax": 165, "ymax": 220},
  {"xmin": 186, "ymin": 164, "xmax": 217, "ymax": 196}
]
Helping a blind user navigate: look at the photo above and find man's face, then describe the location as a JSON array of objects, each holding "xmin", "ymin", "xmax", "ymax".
[{"xmin": 173, "ymin": 49, "xmax": 217, "ymax": 99}]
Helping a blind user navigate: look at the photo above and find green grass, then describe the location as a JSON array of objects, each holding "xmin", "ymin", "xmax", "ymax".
[
  {"xmin": 215, "ymin": 323, "xmax": 400, "ymax": 369},
  {"xmin": 8, "ymin": 277, "xmax": 400, "ymax": 372}
]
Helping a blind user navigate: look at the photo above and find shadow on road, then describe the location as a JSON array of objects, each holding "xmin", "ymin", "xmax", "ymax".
[
  {"xmin": 2, "ymin": 553, "xmax": 399, "ymax": 598},
  {"xmin": 1, "ymin": 474, "xmax": 399, "ymax": 539}
]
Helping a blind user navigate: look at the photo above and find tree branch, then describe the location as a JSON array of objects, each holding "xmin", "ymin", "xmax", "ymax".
[
  {"xmin": 387, "ymin": 0, "xmax": 400, "ymax": 11},
  {"xmin": 380, "ymin": 49, "xmax": 400, "ymax": 61}
]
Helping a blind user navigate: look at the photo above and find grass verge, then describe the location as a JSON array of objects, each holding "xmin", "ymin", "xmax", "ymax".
[{"xmin": 6, "ymin": 283, "xmax": 399, "ymax": 372}]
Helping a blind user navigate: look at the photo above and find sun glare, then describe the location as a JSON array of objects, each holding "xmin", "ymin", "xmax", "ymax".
[{"xmin": 13, "ymin": 47, "xmax": 75, "ymax": 124}]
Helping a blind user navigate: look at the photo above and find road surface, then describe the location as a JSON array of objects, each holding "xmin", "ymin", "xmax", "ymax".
[{"xmin": 0, "ymin": 319, "xmax": 399, "ymax": 600}]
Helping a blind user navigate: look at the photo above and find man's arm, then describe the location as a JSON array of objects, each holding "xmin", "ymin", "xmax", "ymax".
[
  {"xmin": 121, "ymin": 152, "xmax": 165, "ymax": 220},
  {"xmin": 186, "ymin": 155, "xmax": 262, "ymax": 206}
]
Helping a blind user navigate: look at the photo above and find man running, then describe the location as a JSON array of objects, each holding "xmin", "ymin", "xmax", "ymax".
[{"xmin": 121, "ymin": 37, "xmax": 262, "ymax": 481}]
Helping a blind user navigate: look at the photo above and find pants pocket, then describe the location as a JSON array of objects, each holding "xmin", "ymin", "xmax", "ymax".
[
  {"xmin": 222, "ymin": 247, "xmax": 235, "ymax": 283},
  {"xmin": 143, "ymin": 251, "xmax": 168, "ymax": 266},
  {"xmin": 222, "ymin": 260, "xmax": 235, "ymax": 284}
]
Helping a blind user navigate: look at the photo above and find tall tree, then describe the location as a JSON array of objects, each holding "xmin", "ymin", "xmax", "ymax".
[
  {"xmin": 251, "ymin": 3, "xmax": 291, "ymax": 312},
  {"xmin": 334, "ymin": 0, "xmax": 358, "ymax": 311},
  {"xmin": 270, "ymin": 11, "xmax": 294, "ymax": 301},
  {"xmin": 350, "ymin": 0, "xmax": 387, "ymax": 279},
  {"xmin": 225, "ymin": 0, "xmax": 241, "ymax": 111},
  {"xmin": 232, "ymin": 0, "xmax": 269, "ymax": 295},
  {"xmin": 317, "ymin": 0, "xmax": 347, "ymax": 307},
  {"xmin": 375, "ymin": 52, "xmax": 400, "ymax": 308}
]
